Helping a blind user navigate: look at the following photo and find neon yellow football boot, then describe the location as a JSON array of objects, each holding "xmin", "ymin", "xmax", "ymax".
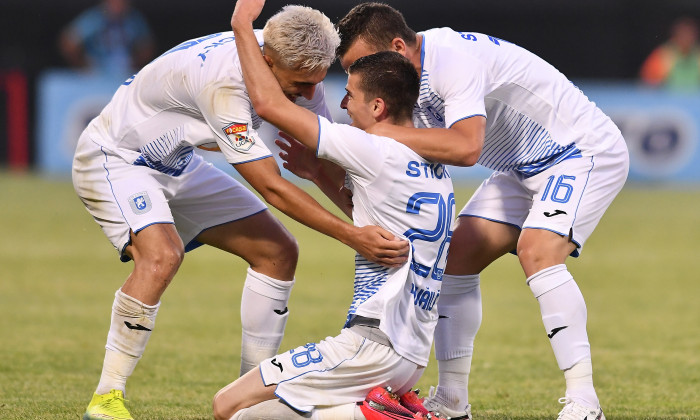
[{"xmin": 83, "ymin": 389, "xmax": 134, "ymax": 420}]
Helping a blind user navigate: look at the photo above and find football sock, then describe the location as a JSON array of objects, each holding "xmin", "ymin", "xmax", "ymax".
[
  {"xmin": 433, "ymin": 274, "xmax": 481, "ymax": 409},
  {"xmin": 239, "ymin": 268, "xmax": 294, "ymax": 376},
  {"xmin": 527, "ymin": 265, "xmax": 598, "ymax": 406},
  {"xmin": 564, "ymin": 358, "xmax": 599, "ymax": 408},
  {"xmin": 433, "ymin": 356, "xmax": 472, "ymax": 411},
  {"xmin": 96, "ymin": 289, "xmax": 160, "ymax": 395}
]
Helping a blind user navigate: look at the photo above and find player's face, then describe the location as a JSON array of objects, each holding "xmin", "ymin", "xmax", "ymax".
[
  {"xmin": 341, "ymin": 73, "xmax": 375, "ymax": 129},
  {"xmin": 340, "ymin": 39, "xmax": 382, "ymax": 71},
  {"xmin": 271, "ymin": 65, "xmax": 327, "ymax": 101}
]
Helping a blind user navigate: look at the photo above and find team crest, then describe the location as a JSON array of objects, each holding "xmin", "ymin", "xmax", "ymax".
[
  {"xmin": 222, "ymin": 122, "xmax": 255, "ymax": 151},
  {"xmin": 128, "ymin": 191, "xmax": 152, "ymax": 215}
]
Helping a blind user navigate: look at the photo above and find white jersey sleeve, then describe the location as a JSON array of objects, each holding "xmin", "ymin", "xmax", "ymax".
[
  {"xmin": 195, "ymin": 82, "xmax": 272, "ymax": 165},
  {"xmin": 316, "ymin": 116, "xmax": 386, "ymax": 183},
  {"xmin": 418, "ymin": 28, "xmax": 623, "ymax": 175},
  {"xmin": 429, "ymin": 42, "xmax": 489, "ymax": 126}
]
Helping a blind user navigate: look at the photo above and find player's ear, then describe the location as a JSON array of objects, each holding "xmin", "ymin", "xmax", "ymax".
[
  {"xmin": 372, "ymin": 97, "xmax": 387, "ymax": 119},
  {"xmin": 262, "ymin": 53, "xmax": 274, "ymax": 68},
  {"xmin": 390, "ymin": 37, "xmax": 408, "ymax": 56}
]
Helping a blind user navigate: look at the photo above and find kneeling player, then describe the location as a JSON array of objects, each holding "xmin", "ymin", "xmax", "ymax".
[{"xmin": 213, "ymin": 2, "xmax": 456, "ymax": 419}]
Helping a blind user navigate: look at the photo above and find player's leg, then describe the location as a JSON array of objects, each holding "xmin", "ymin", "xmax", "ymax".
[
  {"xmin": 73, "ymin": 138, "xmax": 180, "ymax": 418},
  {"xmin": 213, "ymin": 367, "xmax": 278, "ymax": 420},
  {"xmin": 196, "ymin": 210, "xmax": 298, "ymax": 375},
  {"xmin": 519, "ymin": 138, "xmax": 627, "ymax": 418},
  {"xmin": 215, "ymin": 328, "xmax": 417, "ymax": 419},
  {"xmin": 518, "ymin": 228, "xmax": 601, "ymax": 417},
  {"xmin": 227, "ymin": 400, "xmax": 365, "ymax": 420},
  {"xmin": 428, "ymin": 172, "xmax": 528, "ymax": 417},
  {"xmin": 74, "ymin": 143, "xmax": 186, "ymax": 419},
  {"xmin": 91, "ymin": 223, "xmax": 184, "ymax": 399},
  {"xmin": 168, "ymin": 156, "xmax": 298, "ymax": 376}
]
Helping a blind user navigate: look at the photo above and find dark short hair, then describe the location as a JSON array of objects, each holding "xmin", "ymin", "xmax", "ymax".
[
  {"xmin": 348, "ymin": 51, "xmax": 419, "ymax": 122},
  {"xmin": 336, "ymin": 2, "xmax": 416, "ymax": 58}
]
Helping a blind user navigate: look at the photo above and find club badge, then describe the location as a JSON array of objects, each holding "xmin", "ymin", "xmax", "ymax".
[{"xmin": 128, "ymin": 191, "xmax": 152, "ymax": 215}]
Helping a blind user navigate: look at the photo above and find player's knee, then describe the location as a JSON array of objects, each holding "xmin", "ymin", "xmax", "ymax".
[
  {"xmin": 517, "ymin": 232, "xmax": 572, "ymax": 276},
  {"xmin": 212, "ymin": 392, "xmax": 243, "ymax": 420},
  {"xmin": 212, "ymin": 397, "xmax": 228, "ymax": 420},
  {"xmin": 137, "ymin": 244, "xmax": 185, "ymax": 281},
  {"xmin": 262, "ymin": 231, "xmax": 299, "ymax": 275}
]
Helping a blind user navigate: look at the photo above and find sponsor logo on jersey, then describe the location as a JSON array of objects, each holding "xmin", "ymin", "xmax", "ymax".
[
  {"xmin": 128, "ymin": 191, "xmax": 152, "ymax": 215},
  {"xmin": 222, "ymin": 122, "xmax": 255, "ymax": 152}
]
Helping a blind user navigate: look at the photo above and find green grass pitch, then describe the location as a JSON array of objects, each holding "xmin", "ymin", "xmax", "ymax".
[{"xmin": 0, "ymin": 173, "xmax": 698, "ymax": 419}]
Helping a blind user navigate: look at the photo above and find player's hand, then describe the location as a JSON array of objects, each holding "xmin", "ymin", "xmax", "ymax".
[
  {"xmin": 276, "ymin": 131, "xmax": 322, "ymax": 181},
  {"xmin": 232, "ymin": 0, "xmax": 265, "ymax": 26},
  {"xmin": 350, "ymin": 225, "xmax": 410, "ymax": 267}
]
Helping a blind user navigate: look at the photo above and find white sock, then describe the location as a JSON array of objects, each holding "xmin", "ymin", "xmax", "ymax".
[
  {"xmin": 527, "ymin": 265, "xmax": 598, "ymax": 406},
  {"xmin": 239, "ymin": 268, "xmax": 294, "ymax": 376},
  {"xmin": 433, "ymin": 274, "xmax": 480, "ymax": 410},
  {"xmin": 564, "ymin": 358, "xmax": 599, "ymax": 408},
  {"xmin": 96, "ymin": 289, "xmax": 160, "ymax": 395}
]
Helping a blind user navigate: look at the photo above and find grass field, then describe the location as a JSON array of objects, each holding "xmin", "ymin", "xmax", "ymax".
[{"xmin": 1, "ymin": 172, "xmax": 698, "ymax": 419}]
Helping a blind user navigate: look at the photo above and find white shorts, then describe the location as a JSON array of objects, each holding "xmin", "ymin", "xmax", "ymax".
[
  {"xmin": 259, "ymin": 328, "xmax": 421, "ymax": 413},
  {"xmin": 460, "ymin": 137, "xmax": 629, "ymax": 256},
  {"xmin": 72, "ymin": 136, "xmax": 267, "ymax": 261}
]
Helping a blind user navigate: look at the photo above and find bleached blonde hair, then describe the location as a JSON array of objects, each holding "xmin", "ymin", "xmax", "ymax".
[{"xmin": 263, "ymin": 5, "xmax": 340, "ymax": 71}]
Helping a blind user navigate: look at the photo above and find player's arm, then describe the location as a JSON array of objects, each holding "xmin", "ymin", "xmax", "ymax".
[
  {"xmin": 231, "ymin": 0, "xmax": 320, "ymax": 151},
  {"xmin": 234, "ymin": 156, "xmax": 404, "ymax": 265},
  {"xmin": 368, "ymin": 115, "xmax": 486, "ymax": 167},
  {"xmin": 276, "ymin": 132, "xmax": 353, "ymax": 218}
]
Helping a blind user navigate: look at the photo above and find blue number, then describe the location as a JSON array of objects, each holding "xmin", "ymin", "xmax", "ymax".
[
  {"xmin": 540, "ymin": 175, "xmax": 576, "ymax": 203},
  {"xmin": 403, "ymin": 192, "xmax": 454, "ymax": 280},
  {"xmin": 291, "ymin": 343, "xmax": 323, "ymax": 367}
]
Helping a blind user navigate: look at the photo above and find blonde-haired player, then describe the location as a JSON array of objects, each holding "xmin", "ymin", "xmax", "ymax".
[{"xmin": 75, "ymin": 4, "xmax": 408, "ymax": 420}]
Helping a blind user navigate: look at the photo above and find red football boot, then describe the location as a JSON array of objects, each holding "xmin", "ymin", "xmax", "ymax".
[
  {"xmin": 399, "ymin": 389, "xmax": 429, "ymax": 415},
  {"xmin": 365, "ymin": 386, "xmax": 416, "ymax": 417}
]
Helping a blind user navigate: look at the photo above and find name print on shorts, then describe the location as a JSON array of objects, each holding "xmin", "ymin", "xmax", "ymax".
[{"xmin": 128, "ymin": 191, "xmax": 152, "ymax": 215}]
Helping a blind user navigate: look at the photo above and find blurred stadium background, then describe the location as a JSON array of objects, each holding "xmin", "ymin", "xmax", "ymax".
[
  {"xmin": 1, "ymin": 0, "xmax": 700, "ymax": 182},
  {"xmin": 1, "ymin": 1, "xmax": 699, "ymax": 419}
]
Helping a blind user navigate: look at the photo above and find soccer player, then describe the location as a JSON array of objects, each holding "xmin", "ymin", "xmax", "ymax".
[
  {"xmin": 211, "ymin": 2, "xmax": 455, "ymax": 419},
  {"xmin": 324, "ymin": 3, "xmax": 630, "ymax": 420},
  {"xmin": 73, "ymin": 5, "xmax": 409, "ymax": 420}
]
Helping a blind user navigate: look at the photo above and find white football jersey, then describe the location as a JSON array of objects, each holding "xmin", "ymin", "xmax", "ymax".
[
  {"xmin": 416, "ymin": 28, "xmax": 623, "ymax": 177},
  {"xmin": 316, "ymin": 117, "xmax": 455, "ymax": 367},
  {"xmin": 79, "ymin": 31, "xmax": 331, "ymax": 176}
]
